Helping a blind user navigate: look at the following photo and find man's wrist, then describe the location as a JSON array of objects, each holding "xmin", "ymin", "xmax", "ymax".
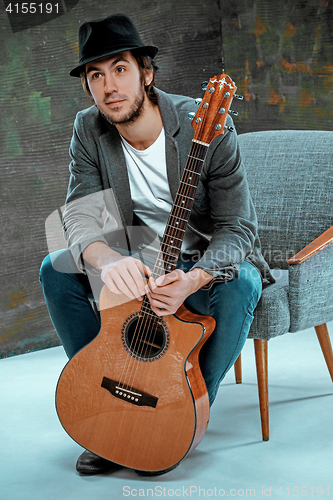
[
  {"xmin": 82, "ymin": 242, "xmax": 121, "ymax": 270},
  {"xmin": 187, "ymin": 268, "xmax": 213, "ymax": 294}
]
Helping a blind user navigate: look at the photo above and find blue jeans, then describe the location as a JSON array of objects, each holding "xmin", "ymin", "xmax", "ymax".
[{"xmin": 39, "ymin": 249, "xmax": 262, "ymax": 405}]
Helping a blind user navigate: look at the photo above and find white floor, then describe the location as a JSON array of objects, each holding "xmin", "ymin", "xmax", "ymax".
[{"xmin": 1, "ymin": 323, "xmax": 332, "ymax": 500}]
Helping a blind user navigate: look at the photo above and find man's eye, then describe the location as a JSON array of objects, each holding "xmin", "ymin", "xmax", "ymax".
[
  {"xmin": 116, "ymin": 66, "xmax": 126, "ymax": 74},
  {"xmin": 91, "ymin": 72, "xmax": 102, "ymax": 79}
]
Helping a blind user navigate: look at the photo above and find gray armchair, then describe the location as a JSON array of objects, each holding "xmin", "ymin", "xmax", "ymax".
[{"xmin": 234, "ymin": 130, "xmax": 333, "ymax": 441}]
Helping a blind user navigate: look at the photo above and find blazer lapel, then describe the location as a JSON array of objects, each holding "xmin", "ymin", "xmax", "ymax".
[
  {"xmin": 98, "ymin": 128, "xmax": 134, "ymax": 228},
  {"xmin": 156, "ymin": 88, "xmax": 194, "ymax": 200},
  {"xmin": 156, "ymin": 89, "xmax": 181, "ymax": 200},
  {"xmin": 165, "ymin": 134, "xmax": 180, "ymax": 200}
]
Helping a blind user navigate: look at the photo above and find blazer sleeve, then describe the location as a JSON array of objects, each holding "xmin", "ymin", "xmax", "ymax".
[
  {"xmin": 190, "ymin": 122, "xmax": 261, "ymax": 283},
  {"xmin": 63, "ymin": 111, "xmax": 121, "ymax": 269}
]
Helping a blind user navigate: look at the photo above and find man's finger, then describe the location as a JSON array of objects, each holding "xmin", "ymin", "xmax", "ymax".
[
  {"xmin": 108, "ymin": 272, "xmax": 136, "ymax": 299},
  {"xmin": 155, "ymin": 269, "xmax": 183, "ymax": 286}
]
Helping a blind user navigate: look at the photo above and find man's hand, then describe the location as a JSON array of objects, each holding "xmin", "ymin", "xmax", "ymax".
[
  {"xmin": 101, "ymin": 256, "xmax": 151, "ymax": 301},
  {"xmin": 146, "ymin": 268, "xmax": 212, "ymax": 316}
]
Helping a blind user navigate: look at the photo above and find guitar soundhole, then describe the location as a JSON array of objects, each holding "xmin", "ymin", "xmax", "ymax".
[{"xmin": 121, "ymin": 313, "xmax": 170, "ymax": 362}]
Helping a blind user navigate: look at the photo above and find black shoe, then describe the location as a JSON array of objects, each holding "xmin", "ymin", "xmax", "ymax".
[
  {"xmin": 76, "ymin": 450, "xmax": 122, "ymax": 475},
  {"xmin": 135, "ymin": 462, "xmax": 180, "ymax": 476}
]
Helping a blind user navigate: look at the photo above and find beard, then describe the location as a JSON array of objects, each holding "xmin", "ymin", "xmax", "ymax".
[{"xmin": 97, "ymin": 86, "xmax": 146, "ymax": 127}]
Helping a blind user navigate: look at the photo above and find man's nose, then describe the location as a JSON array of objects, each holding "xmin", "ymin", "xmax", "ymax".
[{"xmin": 104, "ymin": 72, "xmax": 117, "ymax": 94}]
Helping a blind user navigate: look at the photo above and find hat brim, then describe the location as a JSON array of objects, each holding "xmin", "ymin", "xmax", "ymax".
[{"xmin": 69, "ymin": 45, "xmax": 158, "ymax": 77}]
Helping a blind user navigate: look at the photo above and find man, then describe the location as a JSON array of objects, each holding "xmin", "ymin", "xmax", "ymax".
[{"xmin": 40, "ymin": 13, "xmax": 273, "ymax": 476}]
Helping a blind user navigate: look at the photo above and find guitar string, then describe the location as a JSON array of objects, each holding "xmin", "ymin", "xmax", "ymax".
[
  {"xmin": 122, "ymin": 140, "xmax": 209, "ymax": 391},
  {"xmin": 115, "ymin": 139, "xmax": 163, "ymax": 391},
  {"xmin": 120, "ymin": 144, "xmax": 207, "ymax": 386},
  {"xmin": 115, "ymin": 133, "xmax": 186, "ymax": 390},
  {"xmin": 135, "ymin": 142, "xmax": 205, "ymax": 347},
  {"xmin": 130, "ymin": 87, "xmax": 231, "ymax": 378},
  {"xmin": 118, "ymin": 97, "xmax": 213, "ymax": 392},
  {"xmin": 119, "ymin": 88, "xmax": 225, "ymax": 392},
  {"xmin": 118, "ymin": 144, "xmax": 201, "ymax": 391},
  {"xmin": 127, "ymin": 93, "xmax": 233, "ymax": 394},
  {"xmin": 117, "ymin": 141, "xmax": 205, "ymax": 392},
  {"xmin": 115, "ymin": 140, "xmax": 204, "ymax": 386},
  {"xmin": 117, "ymin": 86, "xmax": 229, "ymax": 393}
]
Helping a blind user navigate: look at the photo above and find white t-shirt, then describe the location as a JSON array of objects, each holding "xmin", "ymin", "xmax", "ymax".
[{"xmin": 120, "ymin": 128, "xmax": 201, "ymax": 255}]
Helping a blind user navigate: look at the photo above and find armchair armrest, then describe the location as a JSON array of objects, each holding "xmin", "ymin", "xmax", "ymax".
[
  {"xmin": 287, "ymin": 226, "xmax": 333, "ymax": 265},
  {"xmin": 287, "ymin": 229, "xmax": 333, "ymax": 332}
]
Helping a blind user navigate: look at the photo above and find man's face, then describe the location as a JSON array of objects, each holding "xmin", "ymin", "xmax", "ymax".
[{"xmin": 85, "ymin": 51, "xmax": 151, "ymax": 126}]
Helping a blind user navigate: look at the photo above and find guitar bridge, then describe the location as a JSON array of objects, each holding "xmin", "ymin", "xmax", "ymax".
[{"xmin": 101, "ymin": 377, "xmax": 158, "ymax": 408}]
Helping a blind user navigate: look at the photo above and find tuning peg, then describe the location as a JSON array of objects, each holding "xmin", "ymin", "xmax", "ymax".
[
  {"xmin": 228, "ymin": 110, "xmax": 238, "ymax": 116},
  {"xmin": 234, "ymin": 94, "xmax": 244, "ymax": 100},
  {"xmin": 201, "ymin": 81, "xmax": 209, "ymax": 91},
  {"xmin": 195, "ymin": 98, "xmax": 203, "ymax": 106},
  {"xmin": 188, "ymin": 112, "xmax": 196, "ymax": 120}
]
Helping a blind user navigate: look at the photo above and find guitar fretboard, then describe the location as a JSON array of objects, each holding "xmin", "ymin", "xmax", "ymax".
[{"xmin": 151, "ymin": 140, "xmax": 208, "ymax": 280}]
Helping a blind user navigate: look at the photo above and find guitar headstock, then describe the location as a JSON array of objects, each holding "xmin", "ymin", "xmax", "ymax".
[{"xmin": 191, "ymin": 74, "xmax": 237, "ymax": 145}]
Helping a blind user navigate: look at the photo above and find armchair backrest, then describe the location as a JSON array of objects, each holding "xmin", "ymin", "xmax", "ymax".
[{"xmin": 238, "ymin": 130, "xmax": 333, "ymax": 270}]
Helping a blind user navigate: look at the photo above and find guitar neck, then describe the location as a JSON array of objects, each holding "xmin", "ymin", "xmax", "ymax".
[
  {"xmin": 141, "ymin": 73, "xmax": 236, "ymax": 311},
  {"xmin": 151, "ymin": 139, "xmax": 209, "ymax": 280}
]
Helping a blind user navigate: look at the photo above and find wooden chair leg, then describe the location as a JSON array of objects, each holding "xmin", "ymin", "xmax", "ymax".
[
  {"xmin": 314, "ymin": 323, "xmax": 333, "ymax": 382},
  {"xmin": 254, "ymin": 339, "xmax": 269, "ymax": 441},
  {"xmin": 234, "ymin": 354, "xmax": 242, "ymax": 383}
]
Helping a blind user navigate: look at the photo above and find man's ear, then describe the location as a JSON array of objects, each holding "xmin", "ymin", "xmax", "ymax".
[{"xmin": 144, "ymin": 68, "xmax": 154, "ymax": 87}]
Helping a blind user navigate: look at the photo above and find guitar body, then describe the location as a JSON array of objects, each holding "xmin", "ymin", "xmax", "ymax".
[{"xmin": 56, "ymin": 285, "xmax": 215, "ymax": 473}]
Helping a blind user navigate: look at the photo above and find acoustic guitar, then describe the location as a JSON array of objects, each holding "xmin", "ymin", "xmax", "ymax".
[{"xmin": 56, "ymin": 74, "xmax": 237, "ymax": 474}]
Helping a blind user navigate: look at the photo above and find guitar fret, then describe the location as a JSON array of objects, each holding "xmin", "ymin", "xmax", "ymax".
[
  {"xmin": 166, "ymin": 225, "xmax": 185, "ymax": 234},
  {"xmin": 189, "ymin": 144, "xmax": 208, "ymax": 159},
  {"xmin": 161, "ymin": 241, "xmax": 183, "ymax": 252},
  {"xmin": 160, "ymin": 249, "xmax": 179, "ymax": 259},
  {"xmin": 153, "ymin": 258, "xmax": 177, "ymax": 273},
  {"xmin": 193, "ymin": 139, "xmax": 209, "ymax": 147},
  {"xmin": 161, "ymin": 242, "xmax": 182, "ymax": 251},
  {"xmin": 176, "ymin": 193, "xmax": 194, "ymax": 201},
  {"xmin": 139, "ymin": 299, "xmax": 160, "ymax": 317},
  {"xmin": 164, "ymin": 235, "xmax": 183, "ymax": 243},
  {"xmin": 139, "ymin": 307, "xmax": 161, "ymax": 320},
  {"xmin": 156, "ymin": 261, "xmax": 178, "ymax": 272},
  {"xmin": 183, "ymin": 168, "xmax": 201, "ymax": 175},
  {"xmin": 169, "ymin": 215, "xmax": 188, "ymax": 223},
  {"xmin": 188, "ymin": 155, "xmax": 205, "ymax": 162},
  {"xmin": 156, "ymin": 247, "xmax": 179, "ymax": 260},
  {"xmin": 156, "ymin": 249, "xmax": 180, "ymax": 260},
  {"xmin": 174, "ymin": 204, "xmax": 191, "ymax": 212},
  {"xmin": 181, "ymin": 181, "xmax": 197, "ymax": 188}
]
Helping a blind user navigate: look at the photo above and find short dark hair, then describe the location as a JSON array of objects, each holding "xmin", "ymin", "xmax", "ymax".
[{"xmin": 81, "ymin": 52, "xmax": 158, "ymax": 104}]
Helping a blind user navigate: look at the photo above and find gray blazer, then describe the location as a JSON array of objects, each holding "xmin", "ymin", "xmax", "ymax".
[{"xmin": 64, "ymin": 88, "xmax": 273, "ymax": 285}]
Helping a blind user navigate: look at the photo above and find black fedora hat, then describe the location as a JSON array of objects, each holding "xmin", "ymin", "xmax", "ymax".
[{"xmin": 70, "ymin": 13, "xmax": 158, "ymax": 77}]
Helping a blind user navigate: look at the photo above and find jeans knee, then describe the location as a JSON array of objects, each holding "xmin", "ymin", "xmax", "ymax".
[
  {"xmin": 39, "ymin": 251, "xmax": 69, "ymax": 296},
  {"xmin": 39, "ymin": 254, "xmax": 54, "ymax": 285},
  {"xmin": 40, "ymin": 249, "xmax": 78, "ymax": 284},
  {"xmin": 237, "ymin": 262, "xmax": 262, "ymax": 308},
  {"xmin": 221, "ymin": 262, "xmax": 262, "ymax": 313}
]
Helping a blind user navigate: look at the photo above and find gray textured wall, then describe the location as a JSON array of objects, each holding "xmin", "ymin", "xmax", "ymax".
[{"xmin": 0, "ymin": 0, "xmax": 332, "ymax": 358}]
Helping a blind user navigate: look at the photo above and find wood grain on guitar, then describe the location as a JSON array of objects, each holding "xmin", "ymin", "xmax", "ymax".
[{"xmin": 56, "ymin": 74, "xmax": 237, "ymax": 474}]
